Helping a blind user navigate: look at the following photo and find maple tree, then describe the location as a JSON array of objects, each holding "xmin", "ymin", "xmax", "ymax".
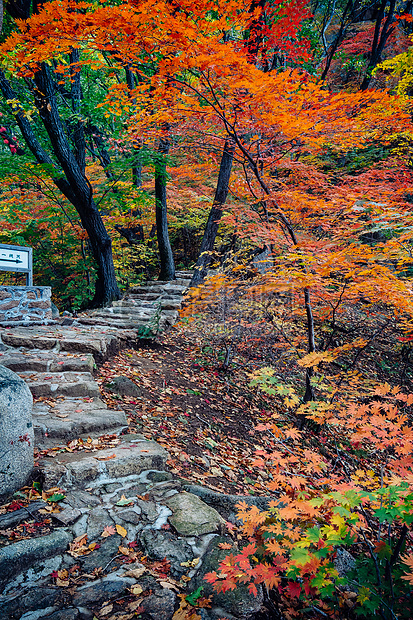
[{"xmin": 2, "ymin": 0, "xmax": 413, "ymax": 617}]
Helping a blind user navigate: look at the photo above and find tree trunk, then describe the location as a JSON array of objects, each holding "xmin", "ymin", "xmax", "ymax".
[
  {"xmin": 155, "ymin": 136, "xmax": 175, "ymax": 280},
  {"xmin": 0, "ymin": 65, "xmax": 121, "ymax": 306},
  {"xmin": 33, "ymin": 65, "xmax": 120, "ymax": 306},
  {"xmin": 360, "ymin": 0, "xmax": 396, "ymax": 90},
  {"xmin": 190, "ymin": 139, "xmax": 235, "ymax": 287}
]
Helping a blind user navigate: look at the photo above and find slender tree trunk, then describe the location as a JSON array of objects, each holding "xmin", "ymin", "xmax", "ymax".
[
  {"xmin": 190, "ymin": 139, "xmax": 235, "ymax": 287},
  {"xmin": 155, "ymin": 136, "xmax": 175, "ymax": 281},
  {"xmin": 360, "ymin": 0, "xmax": 396, "ymax": 90},
  {"xmin": 0, "ymin": 64, "xmax": 121, "ymax": 306}
]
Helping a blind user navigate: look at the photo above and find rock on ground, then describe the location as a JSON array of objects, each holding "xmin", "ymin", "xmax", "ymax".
[{"xmin": 0, "ymin": 364, "xmax": 34, "ymax": 503}]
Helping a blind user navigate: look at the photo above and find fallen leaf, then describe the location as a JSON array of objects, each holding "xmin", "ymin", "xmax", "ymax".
[
  {"xmin": 116, "ymin": 495, "xmax": 134, "ymax": 507},
  {"xmin": 122, "ymin": 566, "xmax": 146, "ymax": 579},
  {"xmin": 116, "ymin": 524, "xmax": 127, "ymax": 538},
  {"xmin": 159, "ymin": 580, "xmax": 181, "ymax": 591},
  {"xmin": 99, "ymin": 604, "xmax": 113, "ymax": 616},
  {"xmin": 101, "ymin": 525, "xmax": 116, "ymax": 538},
  {"xmin": 127, "ymin": 598, "xmax": 144, "ymax": 611},
  {"xmin": 180, "ymin": 558, "xmax": 200, "ymax": 568},
  {"xmin": 130, "ymin": 584, "xmax": 143, "ymax": 595}
]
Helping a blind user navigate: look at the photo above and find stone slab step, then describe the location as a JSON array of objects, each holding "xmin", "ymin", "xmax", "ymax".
[
  {"xmin": 112, "ymin": 300, "xmax": 158, "ymax": 309},
  {"xmin": 17, "ymin": 370, "xmax": 100, "ymax": 398},
  {"xmin": 0, "ymin": 327, "xmax": 120, "ymax": 362},
  {"xmin": 0, "ymin": 529, "xmax": 73, "ymax": 593},
  {"xmin": 0, "ymin": 350, "xmax": 95, "ymax": 373},
  {"xmin": 94, "ymin": 307, "xmax": 157, "ymax": 317},
  {"xmin": 130, "ymin": 284, "xmax": 187, "ymax": 295},
  {"xmin": 129, "ymin": 285, "xmax": 164, "ymax": 294},
  {"xmin": 77, "ymin": 317, "xmax": 156, "ymax": 331},
  {"xmin": 34, "ymin": 397, "xmax": 128, "ymax": 446},
  {"xmin": 40, "ymin": 438, "xmax": 170, "ymax": 489},
  {"xmin": 175, "ymin": 271, "xmax": 194, "ymax": 278},
  {"xmin": 161, "ymin": 310, "xmax": 179, "ymax": 318},
  {"xmin": 160, "ymin": 299, "xmax": 182, "ymax": 310},
  {"xmin": 126, "ymin": 293, "xmax": 162, "ymax": 302}
]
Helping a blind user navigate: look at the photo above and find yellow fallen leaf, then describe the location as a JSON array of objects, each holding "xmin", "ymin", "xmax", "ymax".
[
  {"xmin": 210, "ymin": 467, "xmax": 223, "ymax": 477},
  {"xmin": 99, "ymin": 604, "xmax": 113, "ymax": 616},
  {"xmin": 158, "ymin": 580, "xmax": 180, "ymax": 591},
  {"xmin": 56, "ymin": 578, "xmax": 69, "ymax": 587},
  {"xmin": 130, "ymin": 584, "xmax": 143, "ymax": 595},
  {"xmin": 127, "ymin": 598, "xmax": 144, "ymax": 612},
  {"xmin": 122, "ymin": 566, "xmax": 146, "ymax": 579},
  {"xmin": 116, "ymin": 524, "xmax": 127, "ymax": 538}
]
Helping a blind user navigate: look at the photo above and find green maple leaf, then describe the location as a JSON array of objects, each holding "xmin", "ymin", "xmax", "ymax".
[{"xmin": 46, "ymin": 493, "xmax": 65, "ymax": 503}]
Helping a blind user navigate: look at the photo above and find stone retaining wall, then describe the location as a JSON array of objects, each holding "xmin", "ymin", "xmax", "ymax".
[{"xmin": 0, "ymin": 286, "xmax": 52, "ymax": 326}]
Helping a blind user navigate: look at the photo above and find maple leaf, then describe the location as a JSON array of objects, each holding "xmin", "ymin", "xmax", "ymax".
[
  {"xmin": 401, "ymin": 553, "xmax": 413, "ymax": 583},
  {"xmin": 286, "ymin": 581, "xmax": 301, "ymax": 598},
  {"xmin": 101, "ymin": 525, "xmax": 116, "ymax": 538},
  {"xmin": 115, "ymin": 524, "xmax": 127, "ymax": 538}
]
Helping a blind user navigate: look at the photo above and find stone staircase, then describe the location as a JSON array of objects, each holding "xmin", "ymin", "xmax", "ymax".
[
  {"xmin": 0, "ymin": 346, "xmax": 128, "ymax": 450},
  {"xmin": 77, "ymin": 271, "xmax": 193, "ymax": 334},
  {"xmin": 0, "ymin": 270, "xmax": 265, "ymax": 620},
  {"xmin": 0, "ymin": 273, "xmax": 193, "ymax": 450}
]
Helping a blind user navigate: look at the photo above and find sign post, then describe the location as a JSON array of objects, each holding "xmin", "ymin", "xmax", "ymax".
[{"xmin": 0, "ymin": 244, "xmax": 33, "ymax": 286}]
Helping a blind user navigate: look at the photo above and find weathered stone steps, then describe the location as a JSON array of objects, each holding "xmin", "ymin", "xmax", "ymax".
[
  {"xmin": 17, "ymin": 370, "xmax": 100, "ymax": 399},
  {"xmin": 0, "ymin": 350, "xmax": 95, "ymax": 373},
  {"xmin": 0, "ymin": 327, "xmax": 121, "ymax": 363},
  {"xmin": 33, "ymin": 397, "xmax": 127, "ymax": 447},
  {"xmin": 40, "ymin": 435, "xmax": 170, "ymax": 489},
  {"xmin": 0, "ymin": 269, "xmax": 266, "ymax": 620}
]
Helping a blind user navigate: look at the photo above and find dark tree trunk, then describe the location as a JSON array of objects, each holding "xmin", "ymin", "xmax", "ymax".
[
  {"xmin": 6, "ymin": 0, "xmax": 30, "ymax": 19},
  {"xmin": 0, "ymin": 66, "xmax": 120, "ymax": 306},
  {"xmin": 321, "ymin": 0, "xmax": 380, "ymax": 82},
  {"xmin": 33, "ymin": 65, "xmax": 120, "ymax": 305},
  {"xmin": 190, "ymin": 139, "xmax": 235, "ymax": 287},
  {"xmin": 360, "ymin": 0, "xmax": 396, "ymax": 90},
  {"xmin": 155, "ymin": 136, "xmax": 175, "ymax": 281}
]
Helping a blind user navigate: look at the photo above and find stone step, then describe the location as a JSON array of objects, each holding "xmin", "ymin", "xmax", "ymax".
[
  {"xmin": 160, "ymin": 299, "xmax": 182, "ymax": 310},
  {"xmin": 33, "ymin": 397, "xmax": 128, "ymax": 447},
  {"xmin": 77, "ymin": 317, "xmax": 156, "ymax": 331},
  {"xmin": 175, "ymin": 271, "xmax": 194, "ymax": 278},
  {"xmin": 161, "ymin": 310, "xmax": 179, "ymax": 319},
  {"xmin": 40, "ymin": 437, "xmax": 170, "ymax": 489},
  {"xmin": 130, "ymin": 283, "xmax": 187, "ymax": 295},
  {"xmin": 94, "ymin": 307, "xmax": 157, "ymax": 317},
  {"xmin": 0, "ymin": 350, "xmax": 95, "ymax": 373},
  {"xmin": 0, "ymin": 327, "xmax": 119, "ymax": 362},
  {"xmin": 17, "ymin": 371, "xmax": 100, "ymax": 398},
  {"xmin": 126, "ymin": 292, "xmax": 162, "ymax": 301},
  {"xmin": 129, "ymin": 285, "xmax": 164, "ymax": 294},
  {"xmin": 112, "ymin": 300, "xmax": 158, "ymax": 309}
]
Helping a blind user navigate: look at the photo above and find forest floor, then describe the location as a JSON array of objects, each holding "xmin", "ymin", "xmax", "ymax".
[{"xmin": 97, "ymin": 321, "xmax": 322, "ymax": 498}]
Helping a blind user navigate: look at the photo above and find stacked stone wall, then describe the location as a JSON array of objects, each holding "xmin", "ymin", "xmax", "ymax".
[{"xmin": 0, "ymin": 286, "xmax": 52, "ymax": 326}]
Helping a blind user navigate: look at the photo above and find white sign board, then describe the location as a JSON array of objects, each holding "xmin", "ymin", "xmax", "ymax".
[{"xmin": 0, "ymin": 243, "xmax": 33, "ymax": 285}]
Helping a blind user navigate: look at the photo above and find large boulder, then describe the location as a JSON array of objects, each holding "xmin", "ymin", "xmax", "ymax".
[
  {"xmin": 164, "ymin": 492, "xmax": 225, "ymax": 536},
  {"xmin": 0, "ymin": 364, "xmax": 34, "ymax": 503},
  {"xmin": 105, "ymin": 375, "xmax": 142, "ymax": 398}
]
